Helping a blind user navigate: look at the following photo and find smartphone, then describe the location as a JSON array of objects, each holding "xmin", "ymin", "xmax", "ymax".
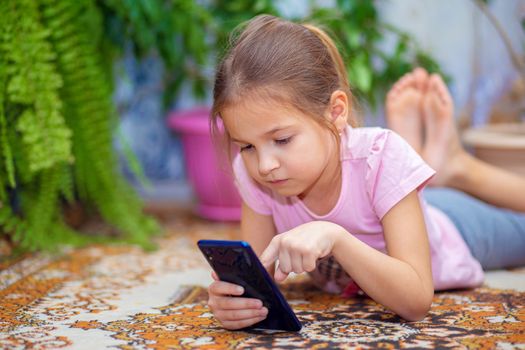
[{"xmin": 197, "ymin": 239, "xmax": 302, "ymax": 332}]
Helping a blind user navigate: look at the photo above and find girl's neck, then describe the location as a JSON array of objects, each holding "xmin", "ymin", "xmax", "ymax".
[{"xmin": 298, "ymin": 145, "xmax": 343, "ymax": 216}]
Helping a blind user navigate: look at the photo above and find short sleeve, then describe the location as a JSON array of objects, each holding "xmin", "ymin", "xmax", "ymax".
[
  {"xmin": 365, "ymin": 130, "xmax": 436, "ymax": 219},
  {"xmin": 232, "ymin": 154, "xmax": 273, "ymax": 215}
]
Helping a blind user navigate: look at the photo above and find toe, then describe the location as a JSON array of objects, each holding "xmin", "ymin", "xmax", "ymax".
[
  {"xmin": 387, "ymin": 73, "xmax": 412, "ymax": 102},
  {"xmin": 398, "ymin": 72, "xmax": 416, "ymax": 89},
  {"xmin": 429, "ymin": 74, "xmax": 452, "ymax": 106},
  {"xmin": 413, "ymin": 68, "xmax": 429, "ymax": 90}
]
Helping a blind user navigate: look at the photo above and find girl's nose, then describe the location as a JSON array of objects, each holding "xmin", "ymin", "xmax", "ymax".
[{"xmin": 258, "ymin": 151, "xmax": 279, "ymax": 176}]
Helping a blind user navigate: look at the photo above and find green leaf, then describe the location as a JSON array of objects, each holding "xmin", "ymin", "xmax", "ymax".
[
  {"xmin": 349, "ymin": 54, "xmax": 372, "ymax": 93},
  {"xmin": 342, "ymin": 22, "xmax": 360, "ymax": 49}
]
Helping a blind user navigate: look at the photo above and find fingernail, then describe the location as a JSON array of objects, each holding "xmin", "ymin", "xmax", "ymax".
[
  {"xmin": 260, "ymin": 307, "xmax": 268, "ymax": 315},
  {"xmin": 236, "ymin": 286, "xmax": 244, "ymax": 294}
]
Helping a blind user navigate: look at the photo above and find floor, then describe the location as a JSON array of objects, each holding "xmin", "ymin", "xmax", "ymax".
[{"xmin": 1, "ymin": 207, "xmax": 524, "ymax": 349}]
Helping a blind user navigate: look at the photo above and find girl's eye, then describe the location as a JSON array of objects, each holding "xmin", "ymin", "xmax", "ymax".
[
  {"xmin": 275, "ymin": 137, "xmax": 292, "ymax": 145},
  {"xmin": 240, "ymin": 144, "xmax": 253, "ymax": 152}
]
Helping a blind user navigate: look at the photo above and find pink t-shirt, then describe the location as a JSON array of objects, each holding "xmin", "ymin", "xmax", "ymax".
[{"xmin": 233, "ymin": 126, "xmax": 484, "ymax": 291}]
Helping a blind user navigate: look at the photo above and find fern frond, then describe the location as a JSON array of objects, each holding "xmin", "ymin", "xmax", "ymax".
[
  {"xmin": 40, "ymin": 0, "xmax": 159, "ymax": 246},
  {"xmin": 20, "ymin": 167, "xmax": 60, "ymax": 250},
  {"xmin": 3, "ymin": 0, "xmax": 72, "ymax": 174},
  {"xmin": 58, "ymin": 163, "xmax": 74, "ymax": 204},
  {"xmin": 0, "ymin": 202, "xmax": 27, "ymax": 245},
  {"xmin": 0, "ymin": 3, "xmax": 16, "ymax": 191}
]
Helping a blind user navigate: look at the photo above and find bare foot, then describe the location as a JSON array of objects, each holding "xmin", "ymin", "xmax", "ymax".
[
  {"xmin": 385, "ymin": 68, "xmax": 428, "ymax": 153},
  {"xmin": 421, "ymin": 74, "xmax": 466, "ymax": 187}
]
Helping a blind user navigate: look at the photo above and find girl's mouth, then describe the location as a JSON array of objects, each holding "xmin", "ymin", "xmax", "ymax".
[{"xmin": 269, "ymin": 179, "xmax": 288, "ymax": 185}]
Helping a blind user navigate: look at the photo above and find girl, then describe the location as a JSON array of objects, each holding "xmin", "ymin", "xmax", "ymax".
[{"xmin": 207, "ymin": 15, "xmax": 525, "ymax": 330}]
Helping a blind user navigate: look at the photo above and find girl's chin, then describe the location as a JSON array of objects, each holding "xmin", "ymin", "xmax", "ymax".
[
  {"xmin": 274, "ymin": 187, "xmax": 305, "ymax": 198},
  {"xmin": 259, "ymin": 179, "xmax": 307, "ymax": 197}
]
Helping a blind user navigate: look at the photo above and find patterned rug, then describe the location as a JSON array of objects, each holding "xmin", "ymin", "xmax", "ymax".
[{"xmin": 1, "ymin": 217, "xmax": 524, "ymax": 349}]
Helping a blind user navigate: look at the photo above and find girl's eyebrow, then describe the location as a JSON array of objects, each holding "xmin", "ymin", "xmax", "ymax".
[
  {"xmin": 230, "ymin": 125, "xmax": 296, "ymax": 144},
  {"xmin": 230, "ymin": 137, "xmax": 247, "ymax": 143},
  {"xmin": 263, "ymin": 125, "xmax": 294, "ymax": 136}
]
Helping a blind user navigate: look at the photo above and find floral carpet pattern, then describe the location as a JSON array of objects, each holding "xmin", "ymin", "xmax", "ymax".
[{"xmin": 1, "ymin": 219, "xmax": 524, "ymax": 349}]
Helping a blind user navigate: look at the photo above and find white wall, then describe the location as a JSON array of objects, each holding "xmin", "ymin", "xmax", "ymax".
[{"xmin": 379, "ymin": 0, "xmax": 525, "ymax": 125}]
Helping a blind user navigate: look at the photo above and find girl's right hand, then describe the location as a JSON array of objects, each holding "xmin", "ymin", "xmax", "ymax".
[{"xmin": 207, "ymin": 271, "xmax": 268, "ymax": 330}]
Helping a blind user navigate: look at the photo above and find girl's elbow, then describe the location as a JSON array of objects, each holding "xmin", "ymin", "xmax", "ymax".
[
  {"xmin": 400, "ymin": 304, "xmax": 431, "ymax": 322},
  {"xmin": 399, "ymin": 292, "xmax": 434, "ymax": 321}
]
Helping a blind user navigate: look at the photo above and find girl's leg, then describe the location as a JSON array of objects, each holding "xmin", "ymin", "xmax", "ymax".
[
  {"xmin": 422, "ymin": 74, "xmax": 525, "ymax": 213},
  {"xmin": 444, "ymin": 153, "xmax": 525, "ymax": 213},
  {"xmin": 424, "ymin": 188, "xmax": 525, "ymax": 269}
]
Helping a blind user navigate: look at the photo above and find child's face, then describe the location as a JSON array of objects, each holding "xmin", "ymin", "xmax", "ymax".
[{"xmin": 221, "ymin": 96, "xmax": 340, "ymax": 199}]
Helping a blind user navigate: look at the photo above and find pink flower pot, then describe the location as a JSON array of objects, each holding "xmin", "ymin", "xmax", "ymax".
[{"xmin": 168, "ymin": 107, "xmax": 241, "ymax": 221}]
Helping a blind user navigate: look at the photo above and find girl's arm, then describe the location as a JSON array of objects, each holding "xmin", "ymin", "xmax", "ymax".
[
  {"xmin": 332, "ymin": 190, "xmax": 434, "ymax": 321},
  {"xmin": 259, "ymin": 190, "xmax": 433, "ymax": 320},
  {"xmin": 240, "ymin": 201, "xmax": 277, "ymax": 276},
  {"xmin": 240, "ymin": 202, "xmax": 277, "ymax": 258}
]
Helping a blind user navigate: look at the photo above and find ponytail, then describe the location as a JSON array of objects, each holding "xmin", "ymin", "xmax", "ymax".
[
  {"xmin": 302, "ymin": 24, "xmax": 350, "ymax": 95},
  {"xmin": 302, "ymin": 23, "xmax": 358, "ymax": 127}
]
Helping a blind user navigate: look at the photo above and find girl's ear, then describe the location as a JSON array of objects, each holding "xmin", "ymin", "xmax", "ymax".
[{"xmin": 325, "ymin": 90, "xmax": 350, "ymax": 133}]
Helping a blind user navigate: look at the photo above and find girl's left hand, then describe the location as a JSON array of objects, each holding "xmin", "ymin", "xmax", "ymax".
[{"xmin": 259, "ymin": 221, "xmax": 345, "ymax": 282}]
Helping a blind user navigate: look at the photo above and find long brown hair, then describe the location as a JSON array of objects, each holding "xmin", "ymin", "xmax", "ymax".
[{"xmin": 211, "ymin": 14, "xmax": 357, "ymax": 155}]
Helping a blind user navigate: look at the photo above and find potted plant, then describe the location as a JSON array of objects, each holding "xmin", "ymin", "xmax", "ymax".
[{"xmin": 168, "ymin": 107, "xmax": 241, "ymax": 221}]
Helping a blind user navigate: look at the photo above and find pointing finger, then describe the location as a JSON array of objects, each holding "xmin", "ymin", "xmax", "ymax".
[{"xmin": 260, "ymin": 236, "xmax": 280, "ymax": 268}]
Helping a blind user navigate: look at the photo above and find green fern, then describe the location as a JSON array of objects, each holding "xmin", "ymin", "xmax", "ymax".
[
  {"xmin": 0, "ymin": 0, "xmax": 71, "ymax": 250},
  {"xmin": 3, "ymin": 2, "xmax": 72, "ymax": 174},
  {"xmin": 0, "ymin": 205, "xmax": 27, "ymax": 246},
  {"xmin": 40, "ymin": 0, "xmax": 159, "ymax": 247},
  {"xmin": 0, "ymin": 0, "xmax": 159, "ymax": 252},
  {"xmin": 0, "ymin": 78, "xmax": 14, "ymax": 194}
]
